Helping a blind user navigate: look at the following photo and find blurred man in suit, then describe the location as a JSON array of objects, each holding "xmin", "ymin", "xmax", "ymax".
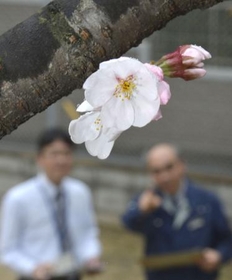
[
  {"xmin": 122, "ymin": 143, "xmax": 232, "ymax": 280},
  {"xmin": 1, "ymin": 128, "xmax": 102, "ymax": 280}
]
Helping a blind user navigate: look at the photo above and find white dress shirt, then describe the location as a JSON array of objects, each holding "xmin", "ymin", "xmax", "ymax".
[{"xmin": 0, "ymin": 173, "xmax": 101, "ymax": 276}]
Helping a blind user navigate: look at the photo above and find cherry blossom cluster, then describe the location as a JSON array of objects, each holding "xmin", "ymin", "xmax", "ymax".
[{"xmin": 69, "ymin": 45, "xmax": 211, "ymax": 159}]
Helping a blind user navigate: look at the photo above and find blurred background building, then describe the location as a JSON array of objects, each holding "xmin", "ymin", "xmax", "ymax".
[
  {"xmin": 1, "ymin": 0, "xmax": 232, "ymax": 171},
  {"xmin": 0, "ymin": 0, "xmax": 232, "ymax": 215}
]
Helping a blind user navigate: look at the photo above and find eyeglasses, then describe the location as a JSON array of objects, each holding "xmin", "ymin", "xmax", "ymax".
[{"xmin": 148, "ymin": 161, "xmax": 178, "ymax": 175}]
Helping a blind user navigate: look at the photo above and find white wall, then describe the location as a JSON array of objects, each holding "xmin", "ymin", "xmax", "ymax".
[{"xmin": 1, "ymin": 152, "xmax": 232, "ymax": 222}]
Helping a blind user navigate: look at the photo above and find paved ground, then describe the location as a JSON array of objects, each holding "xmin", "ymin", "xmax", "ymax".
[{"xmin": 1, "ymin": 223, "xmax": 231, "ymax": 280}]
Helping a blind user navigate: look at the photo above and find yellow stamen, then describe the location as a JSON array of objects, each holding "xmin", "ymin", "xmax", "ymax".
[
  {"xmin": 114, "ymin": 75, "xmax": 136, "ymax": 100},
  {"xmin": 94, "ymin": 117, "xmax": 102, "ymax": 131}
]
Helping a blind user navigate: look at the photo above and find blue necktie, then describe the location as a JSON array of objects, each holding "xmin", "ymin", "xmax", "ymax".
[{"xmin": 55, "ymin": 189, "xmax": 70, "ymax": 252}]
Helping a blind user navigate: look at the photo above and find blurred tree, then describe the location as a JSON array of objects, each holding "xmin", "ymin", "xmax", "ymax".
[{"xmin": 0, "ymin": 0, "xmax": 223, "ymax": 138}]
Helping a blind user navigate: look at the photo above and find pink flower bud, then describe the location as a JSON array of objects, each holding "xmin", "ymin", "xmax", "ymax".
[
  {"xmin": 156, "ymin": 51, "xmax": 182, "ymax": 70},
  {"xmin": 155, "ymin": 44, "xmax": 211, "ymax": 81}
]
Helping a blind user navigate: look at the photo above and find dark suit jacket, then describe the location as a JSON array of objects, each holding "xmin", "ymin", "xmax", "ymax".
[{"xmin": 122, "ymin": 179, "xmax": 232, "ymax": 280}]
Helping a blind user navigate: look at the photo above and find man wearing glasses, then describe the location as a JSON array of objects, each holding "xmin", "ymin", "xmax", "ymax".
[
  {"xmin": 122, "ymin": 143, "xmax": 232, "ymax": 280},
  {"xmin": 0, "ymin": 128, "xmax": 102, "ymax": 280}
]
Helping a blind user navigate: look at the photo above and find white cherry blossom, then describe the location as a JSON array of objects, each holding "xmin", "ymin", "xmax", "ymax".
[
  {"xmin": 69, "ymin": 46, "xmax": 211, "ymax": 159},
  {"xmin": 69, "ymin": 102, "xmax": 121, "ymax": 159},
  {"xmin": 83, "ymin": 57, "xmax": 160, "ymax": 131}
]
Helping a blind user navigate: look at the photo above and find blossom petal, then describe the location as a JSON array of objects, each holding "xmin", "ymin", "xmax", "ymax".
[
  {"xmin": 100, "ymin": 57, "xmax": 142, "ymax": 80},
  {"xmin": 101, "ymin": 97, "xmax": 134, "ymax": 131},
  {"xmin": 190, "ymin": 45, "xmax": 212, "ymax": 59},
  {"xmin": 144, "ymin": 64, "xmax": 164, "ymax": 81},
  {"xmin": 153, "ymin": 109, "xmax": 162, "ymax": 121},
  {"xmin": 158, "ymin": 81, "xmax": 171, "ymax": 105},
  {"xmin": 69, "ymin": 112, "xmax": 100, "ymax": 144},
  {"xmin": 100, "ymin": 57, "xmax": 130, "ymax": 70},
  {"xmin": 182, "ymin": 56, "xmax": 202, "ymax": 67},
  {"xmin": 85, "ymin": 134, "xmax": 115, "ymax": 159},
  {"xmin": 77, "ymin": 100, "xmax": 94, "ymax": 112},
  {"xmin": 103, "ymin": 127, "xmax": 122, "ymax": 142},
  {"xmin": 183, "ymin": 68, "xmax": 206, "ymax": 81},
  {"xmin": 136, "ymin": 66, "xmax": 159, "ymax": 101},
  {"xmin": 132, "ymin": 95, "xmax": 160, "ymax": 127},
  {"xmin": 182, "ymin": 45, "xmax": 211, "ymax": 66},
  {"xmin": 195, "ymin": 62, "xmax": 204, "ymax": 68},
  {"xmin": 110, "ymin": 58, "xmax": 143, "ymax": 80},
  {"xmin": 84, "ymin": 69, "xmax": 118, "ymax": 108}
]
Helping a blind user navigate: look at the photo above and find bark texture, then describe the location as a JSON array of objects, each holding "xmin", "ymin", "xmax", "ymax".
[{"xmin": 0, "ymin": 0, "xmax": 223, "ymax": 138}]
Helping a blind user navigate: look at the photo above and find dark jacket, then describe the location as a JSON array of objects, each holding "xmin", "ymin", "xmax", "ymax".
[{"xmin": 122, "ymin": 180, "xmax": 232, "ymax": 280}]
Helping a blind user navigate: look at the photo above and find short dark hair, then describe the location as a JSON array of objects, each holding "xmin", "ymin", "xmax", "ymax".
[{"xmin": 37, "ymin": 127, "xmax": 75, "ymax": 153}]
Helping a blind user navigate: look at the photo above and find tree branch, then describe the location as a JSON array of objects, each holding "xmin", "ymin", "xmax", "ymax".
[{"xmin": 0, "ymin": 0, "xmax": 223, "ymax": 138}]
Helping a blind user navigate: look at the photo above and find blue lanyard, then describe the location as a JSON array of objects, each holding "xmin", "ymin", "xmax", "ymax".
[{"xmin": 36, "ymin": 181, "xmax": 69, "ymax": 251}]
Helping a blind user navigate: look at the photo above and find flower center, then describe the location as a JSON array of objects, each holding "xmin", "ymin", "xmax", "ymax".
[{"xmin": 114, "ymin": 75, "xmax": 136, "ymax": 101}]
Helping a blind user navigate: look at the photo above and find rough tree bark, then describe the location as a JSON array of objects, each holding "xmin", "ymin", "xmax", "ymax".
[{"xmin": 0, "ymin": 0, "xmax": 223, "ymax": 138}]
